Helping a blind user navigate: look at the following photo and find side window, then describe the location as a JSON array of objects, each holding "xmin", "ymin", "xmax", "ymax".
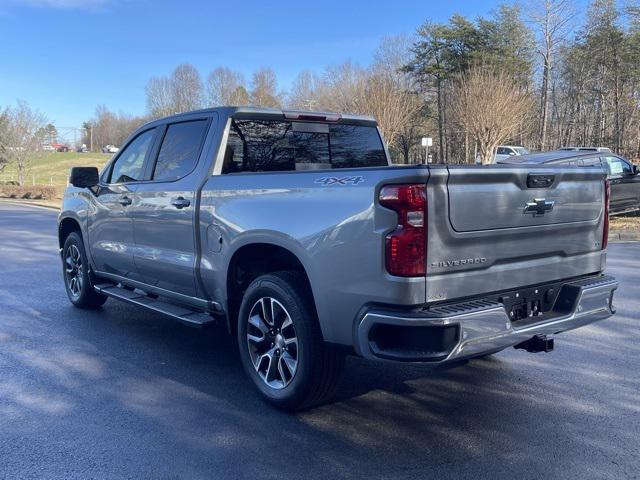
[
  {"xmin": 497, "ymin": 147, "xmax": 518, "ymax": 155},
  {"xmin": 620, "ymin": 159, "xmax": 633, "ymax": 174},
  {"xmin": 602, "ymin": 156, "xmax": 631, "ymax": 176},
  {"xmin": 578, "ymin": 157, "xmax": 602, "ymax": 167},
  {"xmin": 109, "ymin": 129, "xmax": 155, "ymax": 184},
  {"xmin": 152, "ymin": 120, "xmax": 209, "ymax": 181},
  {"xmin": 329, "ymin": 124, "xmax": 387, "ymax": 168}
]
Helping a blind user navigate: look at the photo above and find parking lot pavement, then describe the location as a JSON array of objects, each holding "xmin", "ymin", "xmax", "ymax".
[{"xmin": 1, "ymin": 202, "xmax": 639, "ymax": 479}]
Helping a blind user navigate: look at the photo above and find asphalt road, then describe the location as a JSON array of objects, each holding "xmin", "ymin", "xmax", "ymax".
[{"xmin": 0, "ymin": 202, "xmax": 638, "ymax": 480}]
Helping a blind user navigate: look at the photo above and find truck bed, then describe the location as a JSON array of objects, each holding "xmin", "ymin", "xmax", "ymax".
[{"xmin": 197, "ymin": 162, "xmax": 607, "ymax": 346}]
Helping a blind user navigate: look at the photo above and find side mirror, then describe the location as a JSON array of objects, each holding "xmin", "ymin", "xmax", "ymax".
[
  {"xmin": 69, "ymin": 167, "xmax": 99, "ymax": 188},
  {"xmin": 509, "ymin": 151, "xmax": 516, "ymax": 156},
  {"xmin": 633, "ymin": 164, "xmax": 639, "ymax": 175}
]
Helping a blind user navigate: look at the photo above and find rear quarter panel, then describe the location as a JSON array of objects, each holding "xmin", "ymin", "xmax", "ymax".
[{"xmin": 198, "ymin": 166, "xmax": 430, "ymax": 345}]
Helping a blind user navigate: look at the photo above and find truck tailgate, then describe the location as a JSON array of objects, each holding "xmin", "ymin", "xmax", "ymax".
[
  {"xmin": 447, "ymin": 168, "xmax": 602, "ymax": 231},
  {"xmin": 424, "ymin": 165, "xmax": 607, "ymax": 303}
]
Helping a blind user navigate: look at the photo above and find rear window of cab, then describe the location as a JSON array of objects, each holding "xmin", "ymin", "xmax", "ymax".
[{"xmin": 222, "ymin": 120, "xmax": 387, "ymax": 173}]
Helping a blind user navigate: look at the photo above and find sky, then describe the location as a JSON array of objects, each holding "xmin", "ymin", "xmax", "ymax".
[{"xmin": 0, "ymin": 0, "xmax": 510, "ymax": 130}]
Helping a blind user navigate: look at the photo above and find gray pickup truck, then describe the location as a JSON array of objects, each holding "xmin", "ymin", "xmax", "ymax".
[{"xmin": 58, "ymin": 107, "xmax": 618, "ymax": 410}]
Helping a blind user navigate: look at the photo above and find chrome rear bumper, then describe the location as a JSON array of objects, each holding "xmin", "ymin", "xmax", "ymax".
[{"xmin": 356, "ymin": 275, "xmax": 618, "ymax": 363}]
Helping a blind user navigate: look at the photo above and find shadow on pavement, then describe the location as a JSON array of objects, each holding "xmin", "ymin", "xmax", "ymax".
[{"xmin": 1, "ymin": 205, "xmax": 638, "ymax": 479}]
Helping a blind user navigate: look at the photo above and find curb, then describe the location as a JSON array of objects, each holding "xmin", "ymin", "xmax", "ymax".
[
  {"xmin": 0, "ymin": 199, "xmax": 60, "ymax": 211},
  {"xmin": 609, "ymin": 231, "xmax": 640, "ymax": 242}
]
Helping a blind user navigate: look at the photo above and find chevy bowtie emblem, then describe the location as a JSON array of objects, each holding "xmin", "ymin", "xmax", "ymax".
[{"xmin": 524, "ymin": 198, "xmax": 555, "ymax": 215}]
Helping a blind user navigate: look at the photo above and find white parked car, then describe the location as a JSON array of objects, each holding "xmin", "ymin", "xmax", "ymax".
[
  {"xmin": 494, "ymin": 145, "xmax": 529, "ymax": 162},
  {"xmin": 475, "ymin": 146, "xmax": 530, "ymax": 164},
  {"xmin": 102, "ymin": 145, "xmax": 120, "ymax": 154}
]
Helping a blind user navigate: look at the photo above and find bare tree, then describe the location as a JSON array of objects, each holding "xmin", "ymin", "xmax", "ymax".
[
  {"xmin": 88, "ymin": 105, "xmax": 147, "ymax": 151},
  {"xmin": 206, "ymin": 67, "xmax": 248, "ymax": 106},
  {"xmin": 452, "ymin": 68, "xmax": 534, "ymax": 164},
  {"xmin": 250, "ymin": 68, "xmax": 282, "ymax": 108},
  {"xmin": 396, "ymin": 122, "xmax": 422, "ymax": 164},
  {"xmin": 527, "ymin": 0, "xmax": 576, "ymax": 150},
  {"xmin": 171, "ymin": 63, "xmax": 204, "ymax": 112},
  {"xmin": 0, "ymin": 108, "xmax": 10, "ymax": 173},
  {"xmin": 365, "ymin": 36, "xmax": 423, "ymax": 147},
  {"xmin": 287, "ymin": 70, "xmax": 323, "ymax": 109},
  {"xmin": 395, "ymin": 107, "xmax": 432, "ymax": 164},
  {"xmin": 145, "ymin": 76, "xmax": 174, "ymax": 118},
  {"xmin": 628, "ymin": 2, "xmax": 640, "ymax": 25},
  {"xmin": 318, "ymin": 61, "xmax": 367, "ymax": 113},
  {"xmin": 361, "ymin": 72, "xmax": 422, "ymax": 147},
  {"xmin": 316, "ymin": 40, "xmax": 423, "ymax": 149},
  {"xmin": 146, "ymin": 64, "xmax": 204, "ymax": 118},
  {"xmin": 373, "ymin": 34, "xmax": 414, "ymax": 73},
  {"xmin": 3, "ymin": 100, "xmax": 47, "ymax": 185}
]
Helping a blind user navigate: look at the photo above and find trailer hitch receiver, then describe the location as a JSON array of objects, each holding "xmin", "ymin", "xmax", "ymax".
[{"xmin": 514, "ymin": 334, "xmax": 555, "ymax": 353}]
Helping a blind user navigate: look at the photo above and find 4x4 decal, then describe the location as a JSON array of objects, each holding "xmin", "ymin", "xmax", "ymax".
[{"xmin": 315, "ymin": 176, "xmax": 364, "ymax": 186}]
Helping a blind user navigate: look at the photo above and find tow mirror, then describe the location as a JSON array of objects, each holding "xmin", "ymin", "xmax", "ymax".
[{"xmin": 69, "ymin": 167, "xmax": 99, "ymax": 188}]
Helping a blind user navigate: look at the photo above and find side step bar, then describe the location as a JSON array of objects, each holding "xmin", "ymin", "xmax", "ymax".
[{"xmin": 94, "ymin": 284, "xmax": 218, "ymax": 328}]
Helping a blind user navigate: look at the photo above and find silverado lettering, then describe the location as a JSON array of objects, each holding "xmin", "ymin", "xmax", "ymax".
[{"xmin": 431, "ymin": 258, "xmax": 487, "ymax": 268}]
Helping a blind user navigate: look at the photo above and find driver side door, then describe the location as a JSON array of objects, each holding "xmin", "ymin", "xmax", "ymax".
[
  {"xmin": 601, "ymin": 156, "xmax": 639, "ymax": 213},
  {"xmin": 89, "ymin": 127, "xmax": 158, "ymax": 280}
]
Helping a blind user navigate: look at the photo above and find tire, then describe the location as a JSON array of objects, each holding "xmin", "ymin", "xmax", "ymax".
[
  {"xmin": 237, "ymin": 271, "xmax": 344, "ymax": 411},
  {"xmin": 62, "ymin": 232, "xmax": 108, "ymax": 309}
]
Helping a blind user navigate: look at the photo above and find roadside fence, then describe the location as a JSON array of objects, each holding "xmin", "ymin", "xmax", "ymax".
[{"xmin": 0, "ymin": 174, "xmax": 68, "ymax": 187}]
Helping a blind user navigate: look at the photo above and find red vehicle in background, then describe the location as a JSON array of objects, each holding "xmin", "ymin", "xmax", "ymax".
[{"xmin": 51, "ymin": 143, "xmax": 70, "ymax": 152}]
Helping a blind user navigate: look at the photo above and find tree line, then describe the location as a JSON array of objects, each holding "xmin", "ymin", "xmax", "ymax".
[
  {"xmin": 0, "ymin": 101, "xmax": 47, "ymax": 185},
  {"xmin": 128, "ymin": 0, "xmax": 640, "ymax": 164},
  {"xmin": 2, "ymin": 0, "xmax": 639, "ymax": 184}
]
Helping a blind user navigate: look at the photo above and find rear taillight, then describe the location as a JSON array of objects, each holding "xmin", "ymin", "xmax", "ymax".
[
  {"xmin": 379, "ymin": 184, "xmax": 426, "ymax": 277},
  {"xmin": 602, "ymin": 179, "xmax": 610, "ymax": 250}
]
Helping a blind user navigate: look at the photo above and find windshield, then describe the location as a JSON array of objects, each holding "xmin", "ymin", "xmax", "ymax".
[{"xmin": 514, "ymin": 147, "xmax": 529, "ymax": 155}]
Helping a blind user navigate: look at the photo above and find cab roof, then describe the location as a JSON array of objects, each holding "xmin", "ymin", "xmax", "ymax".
[
  {"xmin": 497, "ymin": 150, "xmax": 605, "ymax": 164},
  {"xmin": 142, "ymin": 106, "xmax": 378, "ymax": 129}
]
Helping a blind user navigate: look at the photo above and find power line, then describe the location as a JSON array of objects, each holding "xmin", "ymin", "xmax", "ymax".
[{"xmin": 46, "ymin": 125, "xmax": 87, "ymax": 147}]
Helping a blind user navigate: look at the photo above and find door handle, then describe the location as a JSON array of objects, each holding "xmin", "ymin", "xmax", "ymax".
[
  {"xmin": 171, "ymin": 197, "xmax": 191, "ymax": 209},
  {"xmin": 118, "ymin": 196, "xmax": 132, "ymax": 206}
]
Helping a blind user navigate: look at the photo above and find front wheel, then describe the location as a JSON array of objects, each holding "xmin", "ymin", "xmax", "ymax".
[
  {"xmin": 237, "ymin": 271, "xmax": 344, "ymax": 411},
  {"xmin": 62, "ymin": 232, "xmax": 107, "ymax": 309}
]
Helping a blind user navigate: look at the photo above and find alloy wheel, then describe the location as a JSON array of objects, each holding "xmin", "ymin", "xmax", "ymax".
[
  {"xmin": 246, "ymin": 297, "xmax": 299, "ymax": 389},
  {"xmin": 64, "ymin": 244, "xmax": 83, "ymax": 298}
]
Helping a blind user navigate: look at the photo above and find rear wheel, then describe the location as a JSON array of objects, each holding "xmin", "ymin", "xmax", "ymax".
[
  {"xmin": 237, "ymin": 271, "xmax": 344, "ymax": 411},
  {"xmin": 62, "ymin": 232, "xmax": 107, "ymax": 309}
]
